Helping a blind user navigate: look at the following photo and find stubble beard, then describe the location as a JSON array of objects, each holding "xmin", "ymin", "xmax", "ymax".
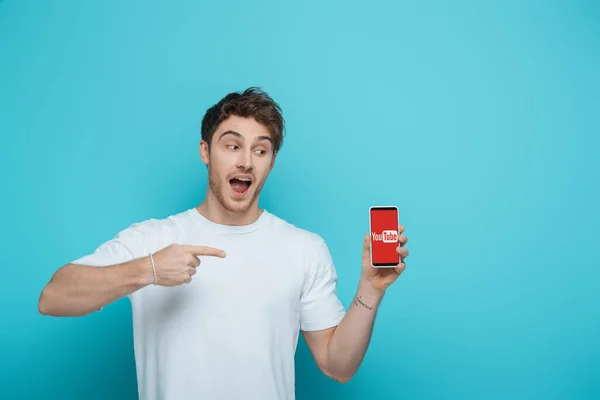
[{"xmin": 208, "ymin": 166, "xmax": 266, "ymax": 214}]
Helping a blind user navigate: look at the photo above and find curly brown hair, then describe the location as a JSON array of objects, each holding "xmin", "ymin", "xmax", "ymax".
[{"xmin": 201, "ymin": 87, "xmax": 285, "ymax": 153}]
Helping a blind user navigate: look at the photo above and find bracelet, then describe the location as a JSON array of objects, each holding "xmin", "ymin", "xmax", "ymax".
[{"xmin": 148, "ymin": 253, "xmax": 157, "ymax": 285}]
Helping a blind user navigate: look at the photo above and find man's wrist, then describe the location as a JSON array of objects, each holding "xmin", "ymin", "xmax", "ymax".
[
  {"xmin": 130, "ymin": 256, "xmax": 155, "ymax": 287},
  {"xmin": 355, "ymin": 279, "xmax": 385, "ymax": 309}
]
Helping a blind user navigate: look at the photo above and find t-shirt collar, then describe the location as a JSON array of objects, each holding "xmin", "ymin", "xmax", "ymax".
[{"xmin": 190, "ymin": 207, "xmax": 269, "ymax": 235}]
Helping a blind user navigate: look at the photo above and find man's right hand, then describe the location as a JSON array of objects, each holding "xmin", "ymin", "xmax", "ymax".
[
  {"xmin": 38, "ymin": 243, "xmax": 227, "ymax": 317},
  {"xmin": 150, "ymin": 244, "xmax": 226, "ymax": 286}
]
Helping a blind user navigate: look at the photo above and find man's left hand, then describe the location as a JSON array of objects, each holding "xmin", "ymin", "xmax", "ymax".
[{"xmin": 360, "ymin": 226, "xmax": 409, "ymax": 294}]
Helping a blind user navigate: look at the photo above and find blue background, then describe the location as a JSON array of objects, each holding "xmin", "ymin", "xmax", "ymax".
[{"xmin": 1, "ymin": 0, "xmax": 599, "ymax": 399}]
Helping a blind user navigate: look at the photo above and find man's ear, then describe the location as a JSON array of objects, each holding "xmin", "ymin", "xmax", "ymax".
[{"xmin": 200, "ymin": 140, "xmax": 210, "ymax": 165}]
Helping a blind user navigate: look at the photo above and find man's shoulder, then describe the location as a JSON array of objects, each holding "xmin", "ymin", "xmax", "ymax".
[
  {"xmin": 267, "ymin": 211, "xmax": 327, "ymax": 249},
  {"xmin": 117, "ymin": 208, "xmax": 194, "ymax": 239},
  {"xmin": 266, "ymin": 212, "xmax": 338, "ymax": 280}
]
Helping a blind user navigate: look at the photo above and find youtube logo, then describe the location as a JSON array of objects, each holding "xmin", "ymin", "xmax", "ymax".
[{"xmin": 372, "ymin": 230, "xmax": 398, "ymax": 243}]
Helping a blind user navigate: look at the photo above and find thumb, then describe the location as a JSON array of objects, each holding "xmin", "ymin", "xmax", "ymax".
[{"xmin": 362, "ymin": 234, "xmax": 370, "ymax": 257}]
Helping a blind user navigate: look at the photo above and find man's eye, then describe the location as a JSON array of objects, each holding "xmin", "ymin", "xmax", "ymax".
[
  {"xmin": 255, "ymin": 149, "xmax": 266, "ymax": 155},
  {"xmin": 227, "ymin": 145, "xmax": 238, "ymax": 150}
]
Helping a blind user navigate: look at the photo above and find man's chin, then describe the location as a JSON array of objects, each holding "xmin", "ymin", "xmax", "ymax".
[
  {"xmin": 224, "ymin": 192, "xmax": 254, "ymax": 212},
  {"xmin": 223, "ymin": 201, "xmax": 252, "ymax": 214}
]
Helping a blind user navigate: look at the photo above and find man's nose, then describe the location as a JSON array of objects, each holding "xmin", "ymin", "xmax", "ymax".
[{"xmin": 236, "ymin": 149, "xmax": 253, "ymax": 169}]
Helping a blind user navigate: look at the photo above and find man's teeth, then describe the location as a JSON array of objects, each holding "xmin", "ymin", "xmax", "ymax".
[{"xmin": 236, "ymin": 178, "xmax": 251, "ymax": 181}]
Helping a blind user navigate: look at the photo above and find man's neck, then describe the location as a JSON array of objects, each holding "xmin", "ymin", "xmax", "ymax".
[{"xmin": 196, "ymin": 194, "xmax": 263, "ymax": 227}]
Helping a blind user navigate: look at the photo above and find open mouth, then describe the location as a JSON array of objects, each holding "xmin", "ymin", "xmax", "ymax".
[{"xmin": 229, "ymin": 176, "xmax": 252, "ymax": 197}]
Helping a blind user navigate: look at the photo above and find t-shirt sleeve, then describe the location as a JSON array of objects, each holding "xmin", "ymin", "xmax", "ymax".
[
  {"xmin": 71, "ymin": 223, "xmax": 145, "ymax": 267},
  {"xmin": 69, "ymin": 223, "xmax": 147, "ymax": 311},
  {"xmin": 299, "ymin": 240, "xmax": 346, "ymax": 331}
]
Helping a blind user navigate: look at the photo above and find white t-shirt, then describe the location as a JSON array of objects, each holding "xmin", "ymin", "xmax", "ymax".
[{"xmin": 72, "ymin": 207, "xmax": 346, "ymax": 400}]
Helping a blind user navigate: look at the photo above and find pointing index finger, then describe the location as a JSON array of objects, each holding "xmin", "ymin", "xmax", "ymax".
[{"xmin": 182, "ymin": 245, "xmax": 227, "ymax": 258}]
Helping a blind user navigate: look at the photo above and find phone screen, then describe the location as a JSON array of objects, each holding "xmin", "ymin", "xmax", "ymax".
[{"xmin": 370, "ymin": 206, "xmax": 399, "ymax": 267}]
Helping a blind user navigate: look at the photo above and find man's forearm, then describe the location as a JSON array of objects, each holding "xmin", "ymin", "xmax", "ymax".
[
  {"xmin": 38, "ymin": 258, "xmax": 153, "ymax": 317},
  {"xmin": 326, "ymin": 279, "xmax": 384, "ymax": 382}
]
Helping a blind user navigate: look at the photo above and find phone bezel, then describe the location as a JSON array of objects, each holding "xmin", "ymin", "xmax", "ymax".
[{"xmin": 369, "ymin": 206, "xmax": 399, "ymax": 268}]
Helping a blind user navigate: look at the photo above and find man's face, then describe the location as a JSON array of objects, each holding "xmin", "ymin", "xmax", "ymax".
[{"xmin": 200, "ymin": 115, "xmax": 276, "ymax": 214}]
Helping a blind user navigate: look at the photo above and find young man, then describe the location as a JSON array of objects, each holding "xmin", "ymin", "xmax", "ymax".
[{"xmin": 38, "ymin": 87, "xmax": 410, "ymax": 400}]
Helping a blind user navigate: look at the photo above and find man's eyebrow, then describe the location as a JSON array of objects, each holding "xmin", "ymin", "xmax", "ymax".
[
  {"xmin": 218, "ymin": 130, "xmax": 242, "ymax": 141},
  {"xmin": 255, "ymin": 135, "xmax": 273, "ymax": 145},
  {"xmin": 218, "ymin": 130, "xmax": 272, "ymax": 144}
]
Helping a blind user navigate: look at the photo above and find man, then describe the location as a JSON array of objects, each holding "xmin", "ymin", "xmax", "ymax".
[{"xmin": 38, "ymin": 87, "xmax": 410, "ymax": 400}]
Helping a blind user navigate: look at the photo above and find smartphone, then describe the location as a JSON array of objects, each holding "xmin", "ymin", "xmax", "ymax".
[{"xmin": 369, "ymin": 206, "xmax": 399, "ymax": 267}]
